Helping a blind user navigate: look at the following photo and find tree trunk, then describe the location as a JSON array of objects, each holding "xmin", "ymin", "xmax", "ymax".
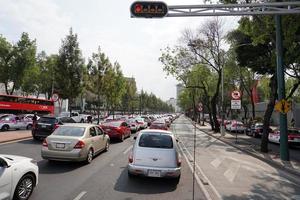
[
  {"xmin": 4, "ymin": 82, "xmax": 9, "ymax": 95},
  {"xmin": 10, "ymin": 83, "xmax": 15, "ymax": 95},
  {"xmin": 261, "ymin": 75, "xmax": 277, "ymax": 153},
  {"xmin": 211, "ymin": 72, "xmax": 222, "ymax": 132},
  {"xmin": 250, "ymin": 88, "xmax": 256, "ymax": 119}
]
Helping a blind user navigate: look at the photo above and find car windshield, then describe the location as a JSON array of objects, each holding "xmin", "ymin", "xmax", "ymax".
[
  {"xmin": 139, "ymin": 133, "xmax": 173, "ymax": 149},
  {"xmin": 52, "ymin": 126, "xmax": 85, "ymax": 137}
]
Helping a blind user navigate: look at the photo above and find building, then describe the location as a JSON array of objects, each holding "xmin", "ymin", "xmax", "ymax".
[{"xmin": 176, "ymin": 84, "xmax": 184, "ymax": 100}]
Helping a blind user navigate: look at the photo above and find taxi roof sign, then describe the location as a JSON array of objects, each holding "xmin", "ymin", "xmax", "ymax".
[{"xmin": 130, "ymin": 1, "xmax": 168, "ymax": 18}]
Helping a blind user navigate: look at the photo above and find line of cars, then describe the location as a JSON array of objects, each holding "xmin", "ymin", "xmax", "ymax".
[
  {"xmin": 0, "ymin": 113, "xmax": 181, "ymax": 200},
  {"xmin": 222, "ymin": 119, "xmax": 300, "ymax": 147}
]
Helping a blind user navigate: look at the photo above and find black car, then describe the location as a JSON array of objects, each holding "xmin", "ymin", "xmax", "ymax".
[
  {"xmin": 32, "ymin": 116, "xmax": 63, "ymax": 140},
  {"xmin": 247, "ymin": 123, "xmax": 273, "ymax": 138}
]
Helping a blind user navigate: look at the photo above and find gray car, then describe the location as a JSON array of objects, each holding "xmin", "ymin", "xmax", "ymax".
[
  {"xmin": 41, "ymin": 124, "xmax": 110, "ymax": 163},
  {"xmin": 128, "ymin": 129, "xmax": 181, "ymax": 183}
]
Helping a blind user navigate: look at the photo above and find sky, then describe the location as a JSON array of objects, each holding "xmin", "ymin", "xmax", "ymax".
[{"xmin": 0, "ymin": 0, "xmax": 239, "ymax": 101}]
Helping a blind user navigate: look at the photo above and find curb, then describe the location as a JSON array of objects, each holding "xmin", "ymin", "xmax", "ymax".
[
  {"xmin": 187, "ymin": 118, "xmax": 300, "ymax": 178},
  {"xmin": 0, "ymin": 136, "xmax": 32, "ymax": 144}
]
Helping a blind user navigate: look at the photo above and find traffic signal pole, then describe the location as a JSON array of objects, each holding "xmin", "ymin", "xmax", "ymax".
[{"xmin": 275, "ymin": 15, "xmax": 289, "ymax": 161}]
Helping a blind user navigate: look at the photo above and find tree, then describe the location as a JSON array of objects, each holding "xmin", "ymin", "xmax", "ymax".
[
  {"xmin": 0, "ymin": 34, "xmax": 13, "ymax": 94},
  {"xmin": 228, "ymin": 15, "xmax": 300, "ymax": 152},
  {"xmin": 160, "ymin": 18, "xmax": 227, "ymax": 132},
  {"xmin": 56, "ymin": 28, "xmax": 84, "ymax": 114}
]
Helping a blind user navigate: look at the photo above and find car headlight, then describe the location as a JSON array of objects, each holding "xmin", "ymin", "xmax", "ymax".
[{"xmin": 30, "ymin": 159, "xmax": 38, "ymax": 166}]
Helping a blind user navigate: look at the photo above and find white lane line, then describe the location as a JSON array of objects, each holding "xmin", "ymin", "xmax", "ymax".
[
  {"xmin": 210, "ymin": 157, "xmax": 225, "ymax": 169},
  {"xmin": 73, "ymin": 191, "xmax": 87, "ymax": 200},
  {"xmin": 123, "ymin": 146, "xmax": 132, "ymax": 155},
  {"xmin": 177, "ymin": 142, "xmax": 212, "ymax": 200},
  {"xmin": 180, "ymin": 140, "xmax": 222, "ymax": 200},
  {"xmin": 224, "ymin": 162, "xmax": 240, "ymax": 182}
]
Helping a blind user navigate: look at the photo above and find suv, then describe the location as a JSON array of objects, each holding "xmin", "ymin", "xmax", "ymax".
[{"xmin": 32, "ymin": 116, "xmax": 63, "ymax": 140}]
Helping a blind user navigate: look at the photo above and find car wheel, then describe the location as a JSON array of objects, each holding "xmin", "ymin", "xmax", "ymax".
[
  {"xmin": 13, "ymin": 173, "xmax": 35, "ymax": 200},
  {"xmin": 32, "ymin": 136, "xmax": 40, "ymax": 141},
  {"xmin": 26, "ymin": 124, "xmax": 33, "ymax": 130},
  {"xmin": 120, "ymin": 134, "xmax": 125, "ymax": 142},
  {"xmin": 1, "ymin": 125, "xmax": 9, "ymax": 131},
  {"xmin": 86, "ymin": 149, "xmax": 93, "ymax": 164},
  {"xmin": 104, "ymin": 140, "xmax": 110, "ymax": 152},
  {"xmin": 174, "ymin": 175, "xmax": 181, "ymax": 184}
]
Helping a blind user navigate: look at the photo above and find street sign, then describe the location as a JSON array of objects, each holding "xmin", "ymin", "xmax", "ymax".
[
  {"xmin": 275, "ymin": 99, "xmax": 291, "ymax": 114},
  {"xmin": 51, "ymin": 93, "xmax": 59, "ymax": 102},
  {"xmin": 231, "ymin": 90, "xmax": 241, "ymax": 100},
  {"xmin": 130, "ymin": 1, "xmax": 168, "ymax": 18},
  {"xmin": 231, "ymin": 100, "xmax": 241, "ymax": 110}
]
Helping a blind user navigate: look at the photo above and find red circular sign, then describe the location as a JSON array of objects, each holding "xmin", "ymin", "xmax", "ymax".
[
  {"xmin": 231, "ymin": 90, "xmax": 241, "ymax": 100},
  {"xmin": 51, "ymin": 93, "xmax": 59, "ymax": 102}
]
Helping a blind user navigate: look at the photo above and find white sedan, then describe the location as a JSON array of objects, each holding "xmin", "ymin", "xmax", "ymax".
[{"xmin": 0, "ymin": 155, "xmax": 39, "ymax": 200}]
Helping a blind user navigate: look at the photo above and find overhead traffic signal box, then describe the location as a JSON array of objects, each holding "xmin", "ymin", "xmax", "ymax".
[{"xmin": 130, "ymin": 1, "xmax": 168, "ymax": 18}]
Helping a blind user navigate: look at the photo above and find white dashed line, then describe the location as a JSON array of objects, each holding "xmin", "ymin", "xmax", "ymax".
[
  {"xmin": 73, "ymin": 191, "xmax": 87, "ymax": 200},
  {"xmin": 123, "ymin": 145, "xmax": 132, "ymax": 155}
]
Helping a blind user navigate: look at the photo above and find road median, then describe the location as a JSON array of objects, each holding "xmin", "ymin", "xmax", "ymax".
[{"xmin": 0, "ymin": 130, "xmax": 32, "ymax": 144}]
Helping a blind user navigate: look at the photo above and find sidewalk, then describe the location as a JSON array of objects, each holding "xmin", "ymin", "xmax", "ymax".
[
  {"xmin": 0, "ymin": 130, "xmax": 32, "ymax": 144},
  {"xmin": 192, "ymin": 120, "xmax": 300, "ymax": 177}
]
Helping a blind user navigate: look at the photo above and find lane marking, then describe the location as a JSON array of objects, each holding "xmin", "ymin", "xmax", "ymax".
[
  {"xmin": 123, "ymin": 146, "xmax": 132, "ymax": 155},
  {"xmin": 73, "ymin": 191, "xmax": 87, "ymax": 200},
  {"xmin": 210, "ymin": 157, "xmax": 225, "ymax": 169},
  {"xmin": 177, "ymin": 142, "xmax": 213, "ymax": 200},
  {"xmin": 180, "ymin": 139, "xmax": 222, "ymax": 200},
  {"xmin": 224, "ymin": 162, "xmax": 240, "ymax": 182}
]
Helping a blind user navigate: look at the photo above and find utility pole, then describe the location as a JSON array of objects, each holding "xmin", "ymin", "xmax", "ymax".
[{"xmin": 275, "ymin": 15, "xmax": 289, "ymax": 161}]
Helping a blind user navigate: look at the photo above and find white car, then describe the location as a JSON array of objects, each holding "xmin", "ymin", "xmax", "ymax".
[
  {"xmin": 227, "ymin": 121, "xmax": 247, "ymax": 132},
  {"xmin": 0, "ymin": 114, "xmax": 33, "ymax": 131},
  {"xmin": 128, "ymin": 129, "xmax": 181, "ymax": 183},
  {"xmin": 0, "ymin": 154, "xmax": 39, "ymax": 200}
]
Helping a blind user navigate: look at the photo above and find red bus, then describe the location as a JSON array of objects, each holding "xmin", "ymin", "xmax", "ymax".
[{"xmin": 0, "ymin": 94, "xmax": 54, "ymax": 114}]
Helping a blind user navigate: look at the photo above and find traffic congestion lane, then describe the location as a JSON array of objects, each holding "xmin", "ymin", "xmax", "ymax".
[
  {"xmin": 171, "ymin": 116, "xmax": 300, "ymax": 200},
  {"xmin": 0, "ymin": 129, "xmax": 207, "ymax": 200}
]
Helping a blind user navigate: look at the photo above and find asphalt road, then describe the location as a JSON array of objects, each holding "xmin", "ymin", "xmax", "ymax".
[
  {"xmin": 172, "ymin": 116, "xmax": 300, "ymax": 200},
  {"xmin": 0, "ymin": 129, "xmax": 205, "ymax": 200}
]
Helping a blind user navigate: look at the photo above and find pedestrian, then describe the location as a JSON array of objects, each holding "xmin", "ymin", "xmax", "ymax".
[
  {"xmin": 32, "ymin": 112, "xmax": 37, "ymax": 128},
  {"xmin": 87, "ymin": 115, "xmax": 93, "ymax": 124},
  {"xmin": 291, "ymin": 118, "xmax": 295, "ymax": 127}
]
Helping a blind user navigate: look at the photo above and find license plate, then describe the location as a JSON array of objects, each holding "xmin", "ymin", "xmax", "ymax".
[
  {"xmin": 42, "ymin": 125, "xmax": 46, "ymax": 128},
  {"xmin": 56, "ymin": 143, "xmax": 65, "ymax": 149},
  {"xmin": 148, "ymin": 170, "xmax": 161, "ymax": 177}
]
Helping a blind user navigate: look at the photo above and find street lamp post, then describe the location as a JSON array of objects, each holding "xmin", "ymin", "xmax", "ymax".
[{"xmin": 220, "ymin": 65, "xmax": 225, "ymax": 136}]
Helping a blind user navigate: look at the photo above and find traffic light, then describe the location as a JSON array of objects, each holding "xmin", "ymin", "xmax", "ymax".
[{"xmin": 130, "ymin": 1, "xmax": 168, "ymax": 18}]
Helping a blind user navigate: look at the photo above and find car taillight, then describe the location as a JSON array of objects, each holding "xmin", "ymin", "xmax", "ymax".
[
  {"xmin": 128, "ymin": 152, "xmax": 133, "ymax": 163},
  {"xmin": 42, "ymin": 139, "xmax": 48, "ymax": 147},
  {"xmin": 74, "ymin": 140, "xmax": 85, "ymax": 149},
  {"xmin": 288, "ymin": 136, "xmax": 294, "ymax": 140},
  {"xmin": 54, "ymin": 124, "xmax": 59, "ymax": 130}
]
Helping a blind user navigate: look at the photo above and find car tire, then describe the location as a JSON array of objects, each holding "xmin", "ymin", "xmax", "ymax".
[
  {"xmin": 32, "ymin": 136, "xmax": 40, "ymax": 141},
  {"xmin": 86, "ymin": 149, "xmax": 93, "ymax": 164},
  {"xmin": 13, "ymin": 173, "xmax": 35, "ymax": 200},
  {"xmin": 120, "ymin": 134, "xmax": 125, "ymax": 142},
  {"xmin": 1, "ymin": 125, "xmax": 9, "ymax": 131},
  {"xmin": 174, "ymin": 175, "xmax": 181, "ymax": 184},
  {"xmin": 104, "ymin": 140, "xmax": 110, "ymax": 152},
  {"xmin": 26, "ymin": 124, "xmax": 33, "ymax": 130}
]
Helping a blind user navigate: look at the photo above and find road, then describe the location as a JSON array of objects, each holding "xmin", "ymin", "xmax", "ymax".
[
  {"xmin": 172, "ymin": 116, "xmax": 300, "ymax": 200},
  {"xmin": 0, "ymin": 127, "xmax": 205, "ymax": 200},
  {"xmin": 1, "ymin": 116, "xmax": 300, "ymax": 200}
]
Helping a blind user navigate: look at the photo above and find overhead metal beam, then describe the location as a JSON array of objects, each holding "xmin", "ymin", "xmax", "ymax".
[{"xmin": 166, "ymin": 2, "xmax": 300, "ymax": 17}]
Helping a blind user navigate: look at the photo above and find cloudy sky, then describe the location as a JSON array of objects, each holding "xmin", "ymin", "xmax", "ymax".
[{"xmin": 0, "ymin": 0, "xmax": 239, "ymax": 101}]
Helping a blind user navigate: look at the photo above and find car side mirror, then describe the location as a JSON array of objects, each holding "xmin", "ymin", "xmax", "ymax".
[{"xmin": 0, "ymin": 158, "xmax": 10, "ymax": 168}]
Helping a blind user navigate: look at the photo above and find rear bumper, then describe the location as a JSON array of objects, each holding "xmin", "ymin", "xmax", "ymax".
[
  {"xmin": 41, "ymin": 147, "xmax": 87, "ymax": 161},
  {"xmin": 32, "ymin": 130, "xmax": 53, "ymax": 138},
  {"xmin": 128, "ymin": 164, "xmax": 181, "ymax": 178}
]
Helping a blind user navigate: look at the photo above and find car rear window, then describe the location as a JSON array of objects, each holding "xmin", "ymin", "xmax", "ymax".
[
  {"xmin": 38, "ymin": 117, "xmax": 57, "ymax": 124},
  {"xmin": 52, "ymin": 126, "xmax": 85, "ymax": 137},
  {"xmin": 289, "ymin": 129, "xmax": 300, "ymax": 134},
  {"xmin": 103, "ymin": 121, "xmax": 121, "ymax": 127},
  {"xmin": 138, "ymin": 133, "xmax": 173, "ymax": 149}
]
